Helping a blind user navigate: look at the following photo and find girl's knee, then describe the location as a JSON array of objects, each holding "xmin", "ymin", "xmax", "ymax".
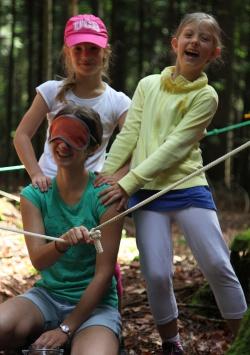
[
  {"xmin": 147, "ymin": 269, "xmax": 173, "ymax": 291},
  {"xmin": 0, "ymin": 313, "xmax": 14, "ymax": 335},
  {"xmin": 71, "ymin": 327, "xmax": 119, "ymax": 355},
  {"xmin": 0, "ymin": 317, "xmax": 33, "ymax": 346},
  {"xmin": 0, "ymin": 320, "xmax": 14, "ymax": 345},
  {"xmin": 204, "ymin": 258, "xmax": 234, "ymax": 281}
]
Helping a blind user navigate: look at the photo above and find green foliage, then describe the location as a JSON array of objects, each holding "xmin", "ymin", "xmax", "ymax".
[
  {"xmin": 230, "ymin": 229, "xmax": 250, "ymax": 304},
  {"xmin": 0, "ymin": 0, "xmax": 250, "ymax": 193},
  {"xmin": 230, "ymin": 229, "xmax": 250, "ymax": 253},
  {"xmin": 226, "ymin": 308, "xmax": 250, "ymax": 354},
  {"xmin": 190, "ymin": 282, "xmax": 220, "ymax": 318}
]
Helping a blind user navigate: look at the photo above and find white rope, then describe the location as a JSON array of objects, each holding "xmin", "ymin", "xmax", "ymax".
[
  {"xmin": 0, "ymin": 190, "xmax": 20, "ymax": 202},
  {"xmin": 0, "ymin": 225, "xmax": 65, "ymax": 243},
  {"xmin": 89, "ymin": 229, "xmax": 103, "ymax": 253},
  {"xmin": 0, "ymin": 225, "xmax": 103, "ymax": 254},
  {"xmin": 93, "ymin": 140, "xmax": 250, "ymax": 231},
  {"xmin": 1, "ymin": 140, "xmax": 249, "ymax": 253}
]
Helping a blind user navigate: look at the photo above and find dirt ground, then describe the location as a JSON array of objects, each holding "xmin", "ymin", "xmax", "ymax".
[{"xmin": 0, "ymin": 197, "xmax": 249, "ymax": 354}]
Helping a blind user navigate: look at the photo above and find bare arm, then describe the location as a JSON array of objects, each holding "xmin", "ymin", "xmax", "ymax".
[
  {"xmin": 14, "ymin": 94, "xmax": 52, "ymax": 191},
  {"xmin": 94, "ymin": 159, "xmax": 130, "ymax": 187},
  {"xmin": 21, "ymin": 197, "xmax": 91, "ymax": 270},
  {"xmin": 94, "ymin": 163, "xmax": 130, "ymax": 211},
  {"xmin": 94, "ymin": 107, "xmax": 131, "ymax": 187},
  {"xmin": 33, "ymin": 203, "xmax": 123, "ymax": 348},
  {"xmin": 62, "ymin": 203, "xmax": 123, "ymax": 329},
  {"xmin": 93, "ymin": 110, "xmax": 131, "ymax": 209},
  {"xmin": 106, "ymin": 108, "xmax": 131, "ymax": 182},
  {"xmin": 21, "ymin": 196, "xmax": 62, "ymax": 269},
  {"xmin": 117, "ymin": 110, "xmax": 128, "ymax": 130}
]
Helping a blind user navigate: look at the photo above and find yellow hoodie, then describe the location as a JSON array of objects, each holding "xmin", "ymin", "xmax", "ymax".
[{"xmin": 103, "ymin": 66, "xmax": 218, "ymax": 196}]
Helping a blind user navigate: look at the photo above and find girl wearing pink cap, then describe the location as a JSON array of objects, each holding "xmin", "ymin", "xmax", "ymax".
[
  {"xmin": 0, "ymin": 104, "xmax": 123, "ymax": 354},
  {"xmin": 14, "ymin": 13, "xmax": 131, "ymax": 191}
]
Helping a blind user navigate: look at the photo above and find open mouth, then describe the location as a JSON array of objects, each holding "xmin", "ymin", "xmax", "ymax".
[
  {"xmin": 56, "ymin": 149, "xmax": 72, "ymax": 159},
  {"xmin": 55, "ymin": 142, "xmax": 73, "ymax": 158},
  {"xmin": 57, "ymin": 151, "xmax": 72, "ymax": 158},
  {"xmin": 184, "ymin": 50, "xmax": 199, "ymax": 58}
]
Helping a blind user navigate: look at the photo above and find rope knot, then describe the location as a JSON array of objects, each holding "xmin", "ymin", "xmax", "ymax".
[{"xmin": 89, "ymin": 228, "xmax": 103, "ymax": 254}]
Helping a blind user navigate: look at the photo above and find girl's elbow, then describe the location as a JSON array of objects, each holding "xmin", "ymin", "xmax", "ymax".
[
  {"xmin": 13, "ymin": 132, "xmax": 19, "ymax": 148},
  {"xmin": 30, "ymin": 258, "xmax": 44, "ymax": 271},
  {"xmin": 96, "ymin": 270, "xmax": 113, "ymax": 285},
  {"xmin": 13, "ymin": 130, "xmax": 25, "ymax": 148}
]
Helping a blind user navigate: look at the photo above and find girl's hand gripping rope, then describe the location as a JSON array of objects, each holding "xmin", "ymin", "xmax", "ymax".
[
  {"xmin": 90, "ymin": 228, "xmax": 103, "ymax": 253},
  {"xmin": 60, "ymin": 227, "xmax": 103, "ymax": 254}
]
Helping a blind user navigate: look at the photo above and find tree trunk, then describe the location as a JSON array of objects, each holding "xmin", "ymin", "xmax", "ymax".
[
  {"xmin": 110, "ymin": 0, "xmax": 127, "ymax": 91},
  {"xmin": 5, "ymin": 0, "xmax": 16, "ymax": 168},
  {"xmin": 137, "ymin": 0, "xmax": 144, "ymax": 78},
  {"xmin": 43, "ymin": 0, "xmax": 53, "ymax": 81},
  {"xmin": 204, "ymin": 1, "xmax": 235, "ymax": 184},
  {"xmin": 68, "ymin": 0, "xmax": 78, "ymax": 16},
  {"xmin": 26, "ymin": 0, "xmax": 34, "ymax": 107}
]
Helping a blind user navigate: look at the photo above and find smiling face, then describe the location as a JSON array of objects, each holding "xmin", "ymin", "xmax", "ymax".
[
  {"xmin": 51, "ymin": 139, "xmax": 88, "ymax": 170},
  {"xmin": 67, "ymin": 42, "xmax": 106, "ymax": 77},
  {"xmin": 171, "ymin": 20, "xmax": 221, "ymax": 81}
]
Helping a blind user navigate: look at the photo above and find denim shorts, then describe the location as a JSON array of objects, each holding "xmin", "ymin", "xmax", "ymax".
[{"xmin": 19, "ymin": 287, "xmax": 122, "ymax": 338}]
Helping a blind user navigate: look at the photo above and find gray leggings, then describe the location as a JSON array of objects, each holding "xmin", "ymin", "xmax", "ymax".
[{"xmin": 133, "ymin": 207, "xmax": 247, "ymax": 325}]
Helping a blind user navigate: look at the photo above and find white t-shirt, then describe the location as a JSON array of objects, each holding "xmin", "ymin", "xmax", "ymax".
[{"xmin": 37, "ymin": 80, "xmax": 131, "ymax": 177}]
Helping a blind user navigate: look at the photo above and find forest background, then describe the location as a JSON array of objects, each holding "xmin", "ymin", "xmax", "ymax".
[
  {"xmin": 0, "ymin": 1, "xmax": 250, "ymax": 353},
  {"xmin": 0, "ymin": 0, "xmax": 249, "ymax": 206}
]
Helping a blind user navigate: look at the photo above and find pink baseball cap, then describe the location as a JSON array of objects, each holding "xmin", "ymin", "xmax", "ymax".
[{"xmin": 64, "ymin": 14, "xmax": 108, "ymax": 48}]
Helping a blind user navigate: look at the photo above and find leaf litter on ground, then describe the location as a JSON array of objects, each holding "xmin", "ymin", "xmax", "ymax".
[{"xmin": 0, "ymin": 197, "xmax": 250, "ymax": 354}]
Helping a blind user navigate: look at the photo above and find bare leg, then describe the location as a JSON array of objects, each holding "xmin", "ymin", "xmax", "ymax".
[
  {"xmin": 71, "ymin": 325, "xmax": 119, "ymax": 355},
  {"xmin": 0, "ymin": 297, "xmax": 44, "ymax": 349}
]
